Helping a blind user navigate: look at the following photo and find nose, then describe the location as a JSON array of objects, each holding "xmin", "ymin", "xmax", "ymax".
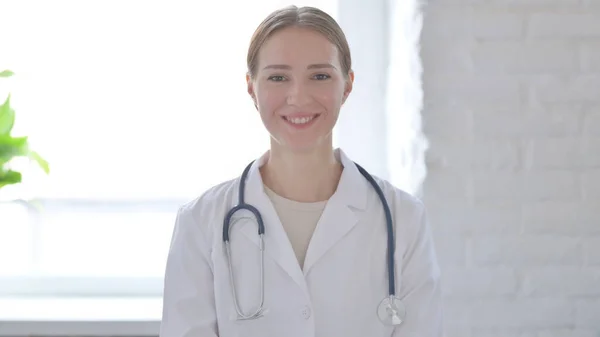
[{"xmin": 286, "ymin": 80, "xmax": 312, "ymax": 107}]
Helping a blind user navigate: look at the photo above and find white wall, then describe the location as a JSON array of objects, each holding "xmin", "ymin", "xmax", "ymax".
[{"xmin": 420, "ymin": 0, "xmax": 600, "ymax": 336}]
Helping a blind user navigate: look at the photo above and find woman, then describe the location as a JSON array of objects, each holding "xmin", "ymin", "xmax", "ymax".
[{"xmin": 160, "ymin": 5, "xmax": 443, "ymax": 337}]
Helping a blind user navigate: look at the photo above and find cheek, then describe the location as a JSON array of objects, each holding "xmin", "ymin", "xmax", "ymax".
[
  {"xmin": 318, "ymin": 89, "xmax": 345, "ymax": 113},
  {"xmin": 256, "ymin": 88, "xmax": 284, "ymax": 113}
]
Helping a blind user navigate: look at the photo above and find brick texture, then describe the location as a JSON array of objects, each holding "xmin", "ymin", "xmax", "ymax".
[{"xmin": 420, "ymin": 0, "xmax": 600, "ymax": 335}]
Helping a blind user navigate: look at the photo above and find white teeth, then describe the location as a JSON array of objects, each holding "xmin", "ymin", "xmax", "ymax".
[{"xmin": 286, "ymin": 116, "xmax": 315, "ymax": 124}]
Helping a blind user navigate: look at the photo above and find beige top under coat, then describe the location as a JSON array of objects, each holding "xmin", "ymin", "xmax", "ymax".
[{"xmin": 263, "ymin": 185, "xmax": 327, "ymax": 270}]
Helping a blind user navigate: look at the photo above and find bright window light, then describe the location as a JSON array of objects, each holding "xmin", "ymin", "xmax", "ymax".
[
  {"xmin": 0, "ymin": 0, "xmax": 336, "ymax": 296},
  {"xmin": 0, "ymin": 0, "xmax": 425, "ymax": 298}
]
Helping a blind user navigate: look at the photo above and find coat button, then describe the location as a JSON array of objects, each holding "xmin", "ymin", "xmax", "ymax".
[{"xmin": 301, "ymin": 306, "xmax": 311, "ymax": 319}]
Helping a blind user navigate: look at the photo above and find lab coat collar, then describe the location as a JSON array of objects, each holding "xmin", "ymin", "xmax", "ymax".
[
  {"xmin": 237, "ymin": 148, "xmax": 369, "ymax": 292},
  {"xmin": 247, "ymin": 148, "xmax": 369, "ymax": 210}
]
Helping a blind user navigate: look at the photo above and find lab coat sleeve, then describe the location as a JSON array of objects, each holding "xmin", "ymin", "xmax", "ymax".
[
  {"xmin": 160, "ymin": 206, "xmax": 219, "ymax": 337},
  {"xmin": 393, "ymin": 201, "xmax": 444, "ymax": 337}
]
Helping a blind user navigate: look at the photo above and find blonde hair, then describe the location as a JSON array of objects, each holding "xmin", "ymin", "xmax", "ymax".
[{"xmin": 246, "ymin": 5, "xmax": 352, "ymax": 79}]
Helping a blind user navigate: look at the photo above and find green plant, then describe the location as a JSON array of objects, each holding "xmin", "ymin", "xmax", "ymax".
[{"xmin": 0, "ymin": 69, "xmax": 49, "ymax": 191}]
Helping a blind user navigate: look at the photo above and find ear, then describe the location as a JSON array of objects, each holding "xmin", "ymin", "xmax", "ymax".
[
  {"xmin": 342, "ymin": 70, "xmax": 354, "ymax": 104},
  {"xmin": 246, "ymin": 73, "xmax": 258, "ymax": 109}
]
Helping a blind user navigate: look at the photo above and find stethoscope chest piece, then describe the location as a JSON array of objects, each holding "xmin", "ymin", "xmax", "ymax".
[{"xmin": 377, "ymin": 295, "xmax": 406, "ymax": 326}]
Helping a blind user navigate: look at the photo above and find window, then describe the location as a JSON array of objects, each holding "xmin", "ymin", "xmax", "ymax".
[
  {"xmin": 384, "ymin": 0, "xmax": 429, "ymax": 196},
  {"xmin": 0, "ymin": 0, "xmax": 424, "ymax": 297}
]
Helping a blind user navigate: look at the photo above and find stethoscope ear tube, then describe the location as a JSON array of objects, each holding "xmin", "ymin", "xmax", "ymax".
[
  {"xmin": 223, "ymin": 160, "xmax": 264, "ymax": 243},
  {"xmin": 353, "ymin": 162, "xmax": 396, "ymax": 298},
  {"xmin": 222, "ymin": 159, "xmax": 266, "ymax": 320}
]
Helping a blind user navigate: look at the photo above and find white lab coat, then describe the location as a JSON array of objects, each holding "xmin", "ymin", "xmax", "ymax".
[{"xmin": 160, "ymin": 148, "xmax": 444, "ymax": 337}]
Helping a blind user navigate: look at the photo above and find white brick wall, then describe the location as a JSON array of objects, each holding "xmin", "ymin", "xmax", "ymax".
[{"xmin": 420, "ymin": 0, "xmax": 600, "ymax": 335}]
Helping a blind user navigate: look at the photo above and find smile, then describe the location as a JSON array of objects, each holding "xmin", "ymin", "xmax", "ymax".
[{"xmin": 283, "ymin": 114, "xmax": 320, "ymax": 125}]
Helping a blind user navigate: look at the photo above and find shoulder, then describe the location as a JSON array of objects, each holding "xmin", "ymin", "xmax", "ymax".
[
  {"xmin": 175, "ymin": 177, "xmax": 241, "ymax": 237},
  {"xmin": 374, "ymin": 175, "xmax": 425, "ymax": 213},
  {"xmin": 370, "ymin": 175, "xmax": 427, "ymax": 230}
]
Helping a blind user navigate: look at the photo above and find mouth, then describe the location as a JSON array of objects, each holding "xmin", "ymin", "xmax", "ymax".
[{"xmin": 282, "ymin": 114, "xmax": 320, "ymax": 125}]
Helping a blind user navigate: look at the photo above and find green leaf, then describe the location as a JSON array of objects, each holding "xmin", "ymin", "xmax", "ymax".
[
  {"xmin": 0, "ymin": 169, "xmax": 22, "ymax": 189},
  {"xmin": 0, "ymin": 70, "xmax": 14, "ymax": 78},
  {"xmin": 0, "ymin": 94, "xmax": 15, "ymax": 135},
  {"xmin": 0, "ymin": 135, "xmax": 29, "ymax": 165},
  {"xmin": 29, "ymin": 151, "xmax": 50, "ymax": 174}
]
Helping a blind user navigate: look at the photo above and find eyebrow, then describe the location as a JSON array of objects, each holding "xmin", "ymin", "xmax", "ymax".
[{"xmin": 262, "ymin": 63, "xmax": 337, "ymax": 70}]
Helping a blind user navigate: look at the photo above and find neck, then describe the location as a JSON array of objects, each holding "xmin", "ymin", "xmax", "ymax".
[{"xmin": 260, "ymin": 141, "xmax": 343, "ymax": 203}]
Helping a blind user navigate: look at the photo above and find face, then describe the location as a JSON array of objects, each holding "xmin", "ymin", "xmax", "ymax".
[{"xmin": 247, "ymin": 26, "xmax": 353, "ymax": 153}]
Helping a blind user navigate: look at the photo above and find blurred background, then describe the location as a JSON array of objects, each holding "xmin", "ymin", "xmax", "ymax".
[{"xmin": 0, "ymin": 0, "xmax": 598, "ymax": 336}]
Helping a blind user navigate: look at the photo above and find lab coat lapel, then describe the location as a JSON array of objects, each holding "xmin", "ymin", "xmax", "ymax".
[
  {"xmin": 235, "ymin": 153, "xmax": 309, "ymax": 295},
  {"xmin": 302, "ymin": 149, "xmax": 369, "ymax": 275}
]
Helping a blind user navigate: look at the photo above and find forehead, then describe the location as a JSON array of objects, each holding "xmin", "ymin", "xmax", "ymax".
[{"xmin": 257, "ymin": 26, "xmax": 340, "ymax": 67}]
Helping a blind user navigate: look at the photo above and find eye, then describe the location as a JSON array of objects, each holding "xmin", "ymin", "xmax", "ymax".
[
  {"xmin": 313, "ymin": 73, "xmax": 331, "ymax": 80},
  {"xmin": 267, "ymin": 75, "xmax": 285, "ymax": 82}
]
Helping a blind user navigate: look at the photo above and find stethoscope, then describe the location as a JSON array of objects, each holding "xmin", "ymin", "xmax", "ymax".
[{"xmin": 223, "ymin": 160, "xmax": 406, "ymax": 326}]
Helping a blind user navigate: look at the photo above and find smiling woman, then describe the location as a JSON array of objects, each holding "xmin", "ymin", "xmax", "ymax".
[
  {"xmin": 159, "ymin": 4, "xmax": 440, "ymax": 337},
  {"xmin": 0, "ymin": 0, "xmax": 426, "ymax": 311},
  {"xmin": 249, "ymin": 25, "xmax": 352, "ymax": 157}
]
